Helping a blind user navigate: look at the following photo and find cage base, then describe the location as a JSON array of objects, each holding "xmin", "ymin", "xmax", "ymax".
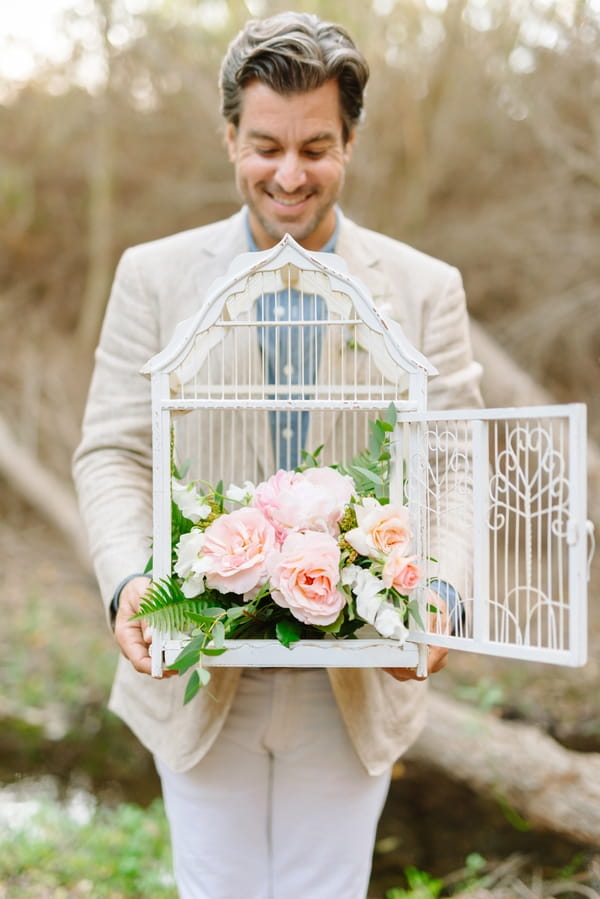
[{"xmin": 158, "ymin": 638, "xmax": 420, "ymax": 669}]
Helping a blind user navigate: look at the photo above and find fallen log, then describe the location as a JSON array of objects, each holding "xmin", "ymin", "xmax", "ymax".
[{"xmin": 406, "ymin": 689, "xmax": 600, "ymax": 848}]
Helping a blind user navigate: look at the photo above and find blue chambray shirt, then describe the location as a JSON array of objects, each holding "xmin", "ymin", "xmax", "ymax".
[{"xmin": 245, "ymin": 209, "xmax": 339, "ymax": 471}]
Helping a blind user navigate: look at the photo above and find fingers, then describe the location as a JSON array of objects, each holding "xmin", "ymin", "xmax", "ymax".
[
  {"xmin": 384, "ymin": 588, "xmax": 452, "ymax": 682},
  {"xmin": 383, "ymin": 643, "xmax": 449, "ymax": 682},
  {"xmin": 113, "ymin": 576, "xmax": 175, "ymax": 678}
]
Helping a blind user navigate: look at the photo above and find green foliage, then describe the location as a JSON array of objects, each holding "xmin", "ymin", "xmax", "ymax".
[
  {"xmin": 495, "ymin": 793, "xmax": 533, "ymax": 832},
  {"xmin": 338, "ymin": 402, "xmax": 398, "ymax": 501},
  {"xmin": 134, "ymin": 578, "xmax": 208, "ymax": 634},
  {"xmin": 386, "ymin": 865, "xmax": 444, "ymax": 899},
  {"xmin": 454, "ymin": 678, "xmax": 505, "ymax": 712},
  {"xmin": 0, "ymin": 796, "xmax": 174, "ymax": 898},
  {"xmin": 299, "ymin": 444, "xmax": 324, "ymax": 468},
  {"xmin": 276, "ymin": 618, "xmax": 302, "ymax": 648}
]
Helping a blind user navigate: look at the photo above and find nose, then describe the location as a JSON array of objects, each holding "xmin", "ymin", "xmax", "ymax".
[{"xmin": 274, "ymin": 151, "xmax": 307, "ymax": 192}]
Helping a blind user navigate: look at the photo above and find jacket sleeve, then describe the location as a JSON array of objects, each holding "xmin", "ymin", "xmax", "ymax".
[
  {"xmin": 72, "ymin": 247, "xmax": 159, "ymax": 619},
  {"xmin": 421, "ymin": 265, "xmax": 482, "ymax": 413}
]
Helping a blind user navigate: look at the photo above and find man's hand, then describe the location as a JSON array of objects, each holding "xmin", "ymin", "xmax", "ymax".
[
  {"xmin": 114, "ymin": 576, "xmax": 177, "ymax": 678},
  {"xmin": 383, "ymin": 588, "xmax": 450, "ymax": 683}
]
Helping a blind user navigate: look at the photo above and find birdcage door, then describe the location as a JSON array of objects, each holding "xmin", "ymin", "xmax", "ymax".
[{"xmin": 397, "ymin": 403, "xmax": 591, "ymax": 667}]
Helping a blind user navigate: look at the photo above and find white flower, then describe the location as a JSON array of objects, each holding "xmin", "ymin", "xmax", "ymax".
[
  {"xmin": 374, "ymin": 602, "xmax": 407, "ymax": 642},
  {"xmin": 225, "ymin": 481, "xmax": 256, "ymax": 504},
  {"xmin": 174, "ymin": 529, "xmax": 206, "ymax": 596},
  {"xmin": 341, "ymin": 564, "xmax": 385, "ymax": 625},
  {"xmin": 172, "ymin": 479, "xmax": 211, "ymax": 523}
]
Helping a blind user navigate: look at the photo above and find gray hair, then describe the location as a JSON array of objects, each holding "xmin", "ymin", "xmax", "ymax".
[{"xmin": 219, "ymin": 12, "xmax": 369, "ymax": 143}]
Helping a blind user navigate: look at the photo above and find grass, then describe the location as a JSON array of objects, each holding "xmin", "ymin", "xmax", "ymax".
[{"xmin": 0, "ymin": 785, "xmax": 175, "ymax": 898}]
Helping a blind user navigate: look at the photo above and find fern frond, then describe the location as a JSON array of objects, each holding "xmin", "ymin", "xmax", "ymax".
[{"xmin": 134, "ymin": 577, "xmax": 208, "ymax": 633}]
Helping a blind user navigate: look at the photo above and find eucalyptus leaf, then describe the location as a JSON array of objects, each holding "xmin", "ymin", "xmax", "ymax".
[
  {"xmin": 351, "ymin": 465, "xmax": 384, "ymax": 486},
  {"xmin": 168, "ymin": 635, "xmax": 204, "ymax": 673},
  {"xmin": 384, "ymin": 402, "xmax": 397, "ymax": 427},
  {"xmin": 211, "ymin": 620, "xmax": 226, "ymax": 648},
  {"xmin": 197, "ymin": 667, "xmax": 212, "ymax": 687},
  {"xmin": 183, "ymin": 670, "xmax": 201, "ymax": 704},
  {"xmin": 226, "ymin": 606, "xmax": 247, "ymax": 620},
  {"xmin": 315, "ymin": 611, "xmax": 344, "ymax": 634},
  {"xmin": 407, "ymin": 600, "xmax": 425, "ymax": 631}
]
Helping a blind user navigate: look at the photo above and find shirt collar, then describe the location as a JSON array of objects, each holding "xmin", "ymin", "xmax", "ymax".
[{"xmin": 244, "ymin": 206, "xmax": 340, "ymax": 254}]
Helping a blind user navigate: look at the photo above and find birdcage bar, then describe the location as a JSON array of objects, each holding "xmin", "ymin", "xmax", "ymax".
[
  {"xmin": 396, "ymin": 405, "xmax": 584, "ymax": 423},
  {"xmin": 164, "ymin": 398, "xmax": 420, "ymax": 410},
  {"xmin": 568, "ymin": 402, "xmax": 588, "ymax": 665},
  {"xmin": 151, "ymin": 371, "xmax": 178, "ymax": 677},
  {"xmin": 471, "ymin": 417, "xmax": 490, "ymax": 644}
]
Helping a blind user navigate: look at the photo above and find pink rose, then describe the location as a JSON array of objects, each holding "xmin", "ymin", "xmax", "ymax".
[
  {"xmin": 302, "ymin": 467, "xmax": 355, "ymax": 530},
  {"xmin": 382, "ymin": 551, "xmax": 421, "ymax": 593},
  {"xmin": 200, "ymin": 507, "xmax": 276, "ymax": 595},
  {"xmin": 345, "ymin": 498, "xmax": 412, "ymax": 559},
  {"xmin": 268, "ymin": 531, "xmax": 346, "ymax": 626},
  {"xmin": 252, "ymin": 470, "xmax": 304, "ymax": 543},
  {"xmin": 253, "ymin": 468, "xmax": 355, "ymax": 542}
]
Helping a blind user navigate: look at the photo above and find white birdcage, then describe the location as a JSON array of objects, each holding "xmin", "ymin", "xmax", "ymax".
[{"xmin": 142, "ymin": 234, "xmax": 593, "ymax": 678}]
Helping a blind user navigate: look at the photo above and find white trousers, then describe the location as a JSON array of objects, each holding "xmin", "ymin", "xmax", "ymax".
[{"xmin": 156, "ymin": 668, "xmax": 391, "ymax": 899}]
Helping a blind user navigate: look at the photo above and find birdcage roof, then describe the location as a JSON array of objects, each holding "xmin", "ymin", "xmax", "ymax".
[{"xmin": 141, "ymin": 233, "xmax": 436, "ymax": 379}]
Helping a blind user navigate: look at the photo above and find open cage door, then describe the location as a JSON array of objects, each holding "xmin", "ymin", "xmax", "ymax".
[{"xmin": 398, "ymin": 404, "xmax": 591, "ymax": 667}]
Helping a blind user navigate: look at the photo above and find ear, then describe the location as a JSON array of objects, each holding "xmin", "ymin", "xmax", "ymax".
[
  {"xmin": 225, "ymin": 123, "xmax": 237, "ymax": 162},
  {"xmin": 343, "ymin": 130, "xmax": 356, "ymax": 164}
]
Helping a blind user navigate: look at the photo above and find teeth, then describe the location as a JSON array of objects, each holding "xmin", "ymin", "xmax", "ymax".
[{"xmin": 271, "ymin": 195, "xmax": 306, "ymax": 206}]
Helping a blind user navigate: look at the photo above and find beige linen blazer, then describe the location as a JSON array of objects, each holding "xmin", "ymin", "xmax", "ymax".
[{"xmin": 73, "ymin": 208, "xmax": 482, "ymax": 775}]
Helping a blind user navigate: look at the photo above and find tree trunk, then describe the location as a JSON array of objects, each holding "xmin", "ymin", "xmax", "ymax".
[
  {"xmin": 0, "ymin": 413, "xmax": 91, "ymax": 572},
  {"xmin": 75, "ymin": 93, "xmax": 114, "ymax": 351},
  {"xmin": 406, "ymin": 690, "xmax": 600, "ymax": 848}
]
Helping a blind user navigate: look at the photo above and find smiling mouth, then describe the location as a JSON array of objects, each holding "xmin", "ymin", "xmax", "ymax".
[{"xmin": 266, "ymin": 190, "xmax": 313, "ymax": 207}]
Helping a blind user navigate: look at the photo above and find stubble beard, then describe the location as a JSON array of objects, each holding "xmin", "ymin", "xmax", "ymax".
[{"xmin": 244, "ymin": 181, "xmax": 341, "ymax": 248}]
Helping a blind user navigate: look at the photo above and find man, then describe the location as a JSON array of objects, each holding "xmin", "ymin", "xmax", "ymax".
[{"xmin": 73, "ymin": 12, "xmax": 482, "ymax": 899}]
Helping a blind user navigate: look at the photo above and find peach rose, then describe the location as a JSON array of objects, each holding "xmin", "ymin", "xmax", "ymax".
[
  {"xmin": 345, "ymin": 498, "xmax": 411, "ymax": 559},
  {"xmin": 199, "ymin": 507, "xmax": 276, "ymax": 595},
  {"xmin": 268, "ymin": 531, "xmax": 346, "ymax": 626},
  {"xmin": 382, "ymin": 551, "xmax": 422, "ymax": 593}
]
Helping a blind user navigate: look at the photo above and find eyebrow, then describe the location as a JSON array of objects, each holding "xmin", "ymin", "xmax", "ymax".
[{"xmin": 247, "ymin": 130, "xmax": 337, "ymax": 144}]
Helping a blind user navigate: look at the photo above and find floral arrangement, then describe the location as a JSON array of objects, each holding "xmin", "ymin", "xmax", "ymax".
[{"xmin": 137, "ymin": 406, "xmax": 426, "ymax": 702}]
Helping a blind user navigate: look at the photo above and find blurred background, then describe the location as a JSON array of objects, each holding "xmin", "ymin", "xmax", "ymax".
[{"xmin": 0, "ymin": 1, "xmax": 598, "ymax": 896}]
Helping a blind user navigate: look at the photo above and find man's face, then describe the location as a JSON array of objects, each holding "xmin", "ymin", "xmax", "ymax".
[{"xmin": 225, "ymin": 79, "xmax": 355, "ymax": 251}]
